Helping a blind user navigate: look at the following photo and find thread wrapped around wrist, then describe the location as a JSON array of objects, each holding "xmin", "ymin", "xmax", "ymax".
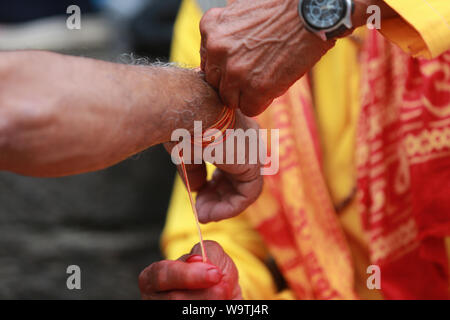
[{"xmin": 193, "ymin": 106, "xmax": 236, "ymax": 147}]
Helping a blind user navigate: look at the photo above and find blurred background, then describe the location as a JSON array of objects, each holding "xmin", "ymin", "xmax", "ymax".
[{"xmin": 0, "ymin": 0, "xmax": 182, "ymax": 299}]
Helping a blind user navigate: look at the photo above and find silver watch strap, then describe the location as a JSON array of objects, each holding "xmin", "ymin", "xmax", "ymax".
[{"xmin": 196, "ymin": 0, "xmax": 226, "ymax": 13}]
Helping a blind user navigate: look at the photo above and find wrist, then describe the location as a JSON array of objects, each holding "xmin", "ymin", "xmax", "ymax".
[
  {"xmin": 153, "ymin": 67, "xmax": 224, "ymax": 142},
  {"xmin": 177, "ymin": 70, "xmax": 225, "ymax": 133}
]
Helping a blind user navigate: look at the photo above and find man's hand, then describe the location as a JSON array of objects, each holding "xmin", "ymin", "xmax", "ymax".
[
  {"xmin": 200, "ymin": 0, "xmax": 333, "ymax": 116},
  {"xmin": 200, "ymin": 0, "xmax": 397, "ymax": 116},
  {"xmin": 139, "ymin": 241, "xmax": 242, "ymax": 300},
  {"xmin": 164, "ymin": 110, "xmax": 264, "ymax": 223}
]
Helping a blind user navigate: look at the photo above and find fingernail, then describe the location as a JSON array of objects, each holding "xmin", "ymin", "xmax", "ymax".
[
  {"xmin": 186, "ymin": 255, "xmax": 204, "ymax": 263},
  {"xmin": 206, "ymin": 268, "xmax": 222, "ymax": 283}
]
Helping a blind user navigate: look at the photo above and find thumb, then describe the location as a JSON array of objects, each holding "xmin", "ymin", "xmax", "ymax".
[
  {"xmin": 190, "ymin": 240, "xmax": 242, "ymax": 300},
  {"xmin": 190, "ymin": 240, "xmax": 232, "ymax": 274}
]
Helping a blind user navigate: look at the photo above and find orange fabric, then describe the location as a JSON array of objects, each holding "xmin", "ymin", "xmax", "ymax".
[{"xmin": 246, "ymin": 78, "xmax": 358, "ymax": 299}]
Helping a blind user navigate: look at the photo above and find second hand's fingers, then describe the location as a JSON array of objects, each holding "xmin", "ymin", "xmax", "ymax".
[
  {"xmin": 195, "ymin": 169, "xmax": 263, "ymax": 223},
  {"xmin": 195, "ymin": 113, "xmax": 264, "ymax": 222}
]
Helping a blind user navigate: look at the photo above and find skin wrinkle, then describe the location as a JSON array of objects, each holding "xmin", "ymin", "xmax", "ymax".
[
  {"xmin": 256, "ymin": 5, "xmax": 301, "ymax": 40},
  {"xmin": 246, "ymin": 16, "xmax": 303, "ymax": 74},
  {"xmin": 225, "ymin": 0, "xmax": 295, "ymax": 52},
  {"xmin": 236, "ymin": 6, "xmax": 302, "ymax": 79},
  {"xmin": 242, "ymin": 2, "xmax": 294, "ymax": 49},
  {"xmin": 213, "ymin": 1, "xmax": 291, "ymax": 50}
]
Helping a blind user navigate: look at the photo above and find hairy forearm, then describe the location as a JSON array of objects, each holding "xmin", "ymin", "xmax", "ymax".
[{"xmin": 0, "ymin": 50, "xmax": 222, "ymax": 177}]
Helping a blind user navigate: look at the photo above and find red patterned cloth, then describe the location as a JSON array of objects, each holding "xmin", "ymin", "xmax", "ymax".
[{"xmin": 357, "ymin": 30, "xmax": 450, "ymax": 299}]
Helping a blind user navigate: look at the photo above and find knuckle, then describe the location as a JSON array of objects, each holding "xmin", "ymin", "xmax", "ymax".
[
  {"xmin": 205, "ymin": 7, "xmax": 222, "ymax": 21},
  {"xmin": 249, "ymin": 78, "xmax": 269, "ymax": 93},
  {"xmin": 155, "ymin": 266, "xmax": 168, "ymax": 290},
  {"xmin": 200, "ymin": 8, "xmax": 222, "ymax": 33},
  {"xmin": 185, "ymin": 267, "xmax": 200, "ymax": 283}
]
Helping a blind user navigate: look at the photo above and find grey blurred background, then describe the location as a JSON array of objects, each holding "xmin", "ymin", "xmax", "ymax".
[{"xmin": 0, "ymin": 0, "xmax": 182, "ymax": 299}]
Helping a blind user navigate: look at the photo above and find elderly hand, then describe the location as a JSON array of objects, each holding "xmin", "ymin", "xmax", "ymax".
[
  {"xmin": 139, "ymin": 241, "xmax": 242, "ymax": 300},
  {"xmin": 200, "ymin": 0, "xmax": 397, "ymax": 116},
  {"xmin": 199, "ymin": 0, "xmax": 334, "ymax": 116}
]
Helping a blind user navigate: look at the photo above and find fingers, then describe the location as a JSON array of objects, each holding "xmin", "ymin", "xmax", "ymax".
[
  {"xmin": 201, "ymin": 7, "xmax": 241, "ymax": 109},
  {"xmin": 190, "ymin": 240, "xmax": 242, "ymax": 300},
  {"xmin": 204, "ymin": 64, "xmax": 222, "ymax": 90},
  {"xmin": 195, "ymin": 113, "xmax": 263, "ymax": 222},
  {"xmin": 200, "ymin": 7, "xmax": 224, "ymax": 76},
  {"xmin": 239, "ymin": 93, "xmax": 274, "ymax": 117},
  {"xmin": 195, "ymin": 169, "xmax": 263, "ymax": 222},
  {"xmin": 219, "ymin": 71, "xmax": 240, "ymax": 110},
  {"xmin": 138, "ymin": 259, "xmax": 223, "ymax": 294}
]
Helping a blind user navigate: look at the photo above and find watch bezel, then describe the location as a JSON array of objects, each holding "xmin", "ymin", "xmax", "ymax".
[{"xmin": 299, "ymin": 0, "xmax": 354, "ymax": 41}]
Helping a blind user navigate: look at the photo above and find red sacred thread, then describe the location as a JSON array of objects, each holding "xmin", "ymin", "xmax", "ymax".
[
  {"xmin": 178, "ymin": 106, "xmax": 236, "ymax": 263},
  {"xmin": 192, "ymin": 107, "xmax": 236, "ymax": 147},
  {"xmin": 179, "ymin": 157, "xmax": 208, "ymax": 262}
]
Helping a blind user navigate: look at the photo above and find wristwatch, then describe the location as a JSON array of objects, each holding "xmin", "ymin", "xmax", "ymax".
[{"xmin": 298, "ymin": 0, "xmax": 355, "ymax": 41}]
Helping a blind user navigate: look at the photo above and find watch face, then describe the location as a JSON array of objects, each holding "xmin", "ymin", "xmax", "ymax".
[{"xmin": 301, "ymin": 0, "xmax": 347, "ymax": 30}]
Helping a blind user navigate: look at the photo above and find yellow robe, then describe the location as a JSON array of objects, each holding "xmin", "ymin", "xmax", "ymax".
[{"xmin": 163, "ymin": 0, "xmax": 450, "ymax": 299}]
